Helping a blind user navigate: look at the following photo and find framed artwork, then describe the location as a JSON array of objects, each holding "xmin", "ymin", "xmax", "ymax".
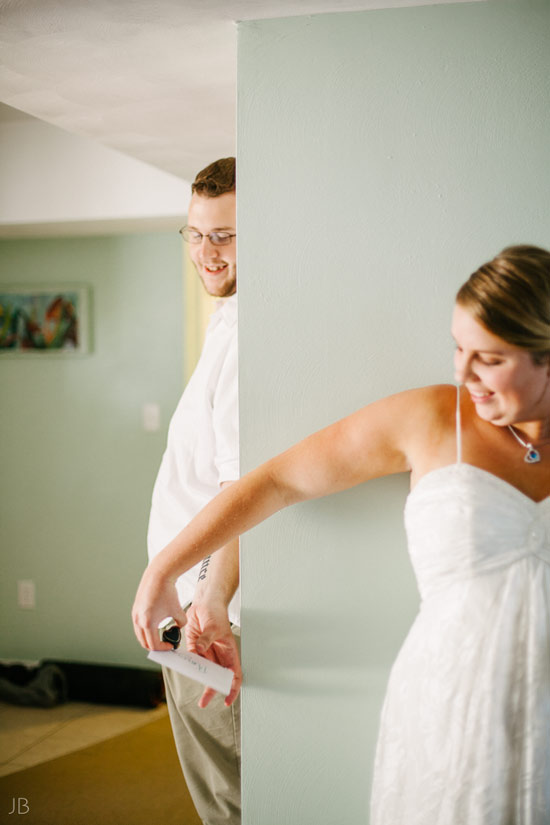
[{"xmin": 0, "ymin": 285, "xmax": 90, "ymax": 356}]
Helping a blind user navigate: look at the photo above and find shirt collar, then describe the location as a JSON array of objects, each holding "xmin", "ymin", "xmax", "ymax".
[{"xmin": 213, "ymin": 293, "xmax": 237, "ymax": 327}]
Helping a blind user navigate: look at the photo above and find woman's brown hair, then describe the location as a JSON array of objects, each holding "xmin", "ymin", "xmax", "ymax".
[{"xmin": 456, "ymin": 245, "xmax": 550, "ymax": 364}]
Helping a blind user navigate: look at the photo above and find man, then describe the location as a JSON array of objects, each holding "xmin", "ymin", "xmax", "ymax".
[{"xmin": 145, "ymin": 157, "xmax": 242, "ymax": 825}]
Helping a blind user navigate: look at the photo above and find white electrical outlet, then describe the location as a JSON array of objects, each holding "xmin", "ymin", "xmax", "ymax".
[
  {"xmin": 18, "ymin": 580, "xmax": 36, "ymax": 609},
  {"xmin": 143, "ymin": 402, "xmax": 161, "ymax": 432}
]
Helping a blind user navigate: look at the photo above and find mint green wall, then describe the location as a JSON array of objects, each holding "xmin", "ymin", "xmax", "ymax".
[
  {"xmin": 237, "ymin": 3, "xmax": 549, "ymax": 823},
  {"xmin": 0, "ymin": 234, "xmax": 183, "ymax": 668}
]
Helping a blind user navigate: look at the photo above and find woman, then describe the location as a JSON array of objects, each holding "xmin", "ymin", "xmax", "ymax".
[{"xmin": 133, "ymin": 244, "xmax": 550, "ymax": 823}]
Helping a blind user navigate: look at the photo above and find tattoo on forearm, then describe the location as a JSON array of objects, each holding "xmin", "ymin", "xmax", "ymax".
[{"xmin": 198, "ymin": 556, "xmax": 211, "ymax": 582}]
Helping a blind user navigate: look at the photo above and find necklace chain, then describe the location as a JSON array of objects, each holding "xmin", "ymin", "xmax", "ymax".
[{"xmin": 507, "ymin": 425, "xmax": 541, "ymax": 464}]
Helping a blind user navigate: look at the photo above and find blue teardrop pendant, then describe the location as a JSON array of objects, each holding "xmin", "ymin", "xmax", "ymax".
[{"xmin": 525, "ymin": 446, "xmax": 541, "ymax": 464}]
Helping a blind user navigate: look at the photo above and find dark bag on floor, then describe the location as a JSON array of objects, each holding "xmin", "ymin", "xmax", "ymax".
[
  {"xmin": 43, "ymin": 660, "xmax": 165, "ymax": 708},
  {"xmin": 0, "ymin": 662, "xmax": 67, "ymax": 707},
  {"xmin": 0, "ymin": 660, "xmax": 164, "ymax": 708}
]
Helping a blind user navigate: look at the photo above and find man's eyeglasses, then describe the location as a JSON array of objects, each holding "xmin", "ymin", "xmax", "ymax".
[{"xmin": 179, "ymin": 227, "xmax": 236, "ymax": 246}]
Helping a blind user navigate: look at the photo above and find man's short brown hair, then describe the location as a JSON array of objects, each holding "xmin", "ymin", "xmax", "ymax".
[{"xmin": 191, "ymin": 157, "xmax": 236, "ymax": 197}]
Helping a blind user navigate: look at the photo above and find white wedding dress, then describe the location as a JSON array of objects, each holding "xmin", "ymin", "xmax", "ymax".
[{"xmin": 370, "ymin": 393, "xmax": 550, "ymax": 825}]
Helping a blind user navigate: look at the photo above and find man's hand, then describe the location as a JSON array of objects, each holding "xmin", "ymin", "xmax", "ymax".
[
  {"xmin": 186, "ymin": 601, "xmax": 242, "ymax": 708},
  {"xmin": 132, "ymin": 566, "xmax": 187, "ymax": 652}
]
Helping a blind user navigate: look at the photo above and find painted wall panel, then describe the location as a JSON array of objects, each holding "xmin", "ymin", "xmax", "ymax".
[
  {"xmin": 237, "ymin": 2, "xmax": 550, "ymax": 822},
  {"xmin": 0, "ymin": 233, "xmax": 183, "ymax": 668}
]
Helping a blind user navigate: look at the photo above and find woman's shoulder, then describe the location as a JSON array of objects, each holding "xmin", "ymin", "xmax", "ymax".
[
  {"xmin": 330, "ymin": 385, "xmax": 458, "ymax": 481},
  {"xmin": 382, "ymin": 383, "xmax": 458, "ymax": 419},
  {"xmin": 356, "ymin": 384, "xmax": 458, "ymax": 431},
  {"xmin": 375, "ymin": 385, "xmax": 458, "ymax": 473},
  {"xmin": 382, "ymin": 384, "xmax": 459, "ymax": 453}
]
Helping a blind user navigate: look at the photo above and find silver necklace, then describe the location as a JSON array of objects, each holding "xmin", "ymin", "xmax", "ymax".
[{"xmin": 507, "ymin": 425, "xmax": 541, "ymax": 464}]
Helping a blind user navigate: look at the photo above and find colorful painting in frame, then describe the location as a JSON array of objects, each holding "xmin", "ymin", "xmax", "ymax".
[{"xmin": 0, "ymin": 285, "xmax": 90, "ymax": 355}]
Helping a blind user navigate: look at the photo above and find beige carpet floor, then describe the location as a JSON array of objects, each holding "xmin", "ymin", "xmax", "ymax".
[{"xmin": 0, "ymin": 713, "xmax": 201, "ymax": 825}]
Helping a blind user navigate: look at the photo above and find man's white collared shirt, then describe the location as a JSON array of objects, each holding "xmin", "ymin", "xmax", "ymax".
[{"xmin": 147, "ymin": 295, "xmax": 240, "ymax": 624}]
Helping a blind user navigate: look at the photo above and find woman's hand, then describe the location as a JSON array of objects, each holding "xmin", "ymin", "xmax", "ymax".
[
  {"xmin": 185, "ymin": 601, "xmax": 242, "ymax": 707},
  {"xmin": 132, "ymin": 566, "xmax": 187, "ymax": 651}
]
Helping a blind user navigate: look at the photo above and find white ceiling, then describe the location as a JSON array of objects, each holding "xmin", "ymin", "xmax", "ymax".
[{"xmin": 0, "ymin": 0, "xmax": 482, "ymax": 182}]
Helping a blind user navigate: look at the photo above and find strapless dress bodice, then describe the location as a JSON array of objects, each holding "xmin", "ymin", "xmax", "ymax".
[{"xmin": 405, "ymin": 463, "xmax": 550, "ymax": 601}]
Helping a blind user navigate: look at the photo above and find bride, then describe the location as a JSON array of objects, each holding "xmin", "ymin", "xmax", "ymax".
[{"xmin": 134, "ymin": 244, "xmax": 550, "ymax": 824}]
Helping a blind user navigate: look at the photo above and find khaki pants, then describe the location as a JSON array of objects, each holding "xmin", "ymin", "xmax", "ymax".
[{"xmin": 163, "ymin": 631, "xmax": 241, "ymax": 825}]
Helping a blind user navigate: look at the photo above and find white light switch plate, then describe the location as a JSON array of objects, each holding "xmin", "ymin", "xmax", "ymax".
[{"xmin": 143, "ymin": 403, "xmax": 161, "ymax": 432}]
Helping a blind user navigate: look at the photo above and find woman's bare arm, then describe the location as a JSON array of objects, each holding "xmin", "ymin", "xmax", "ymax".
[{"xmin": 132, "ymin": 386, "xmax": 440, "ymax": 650}]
